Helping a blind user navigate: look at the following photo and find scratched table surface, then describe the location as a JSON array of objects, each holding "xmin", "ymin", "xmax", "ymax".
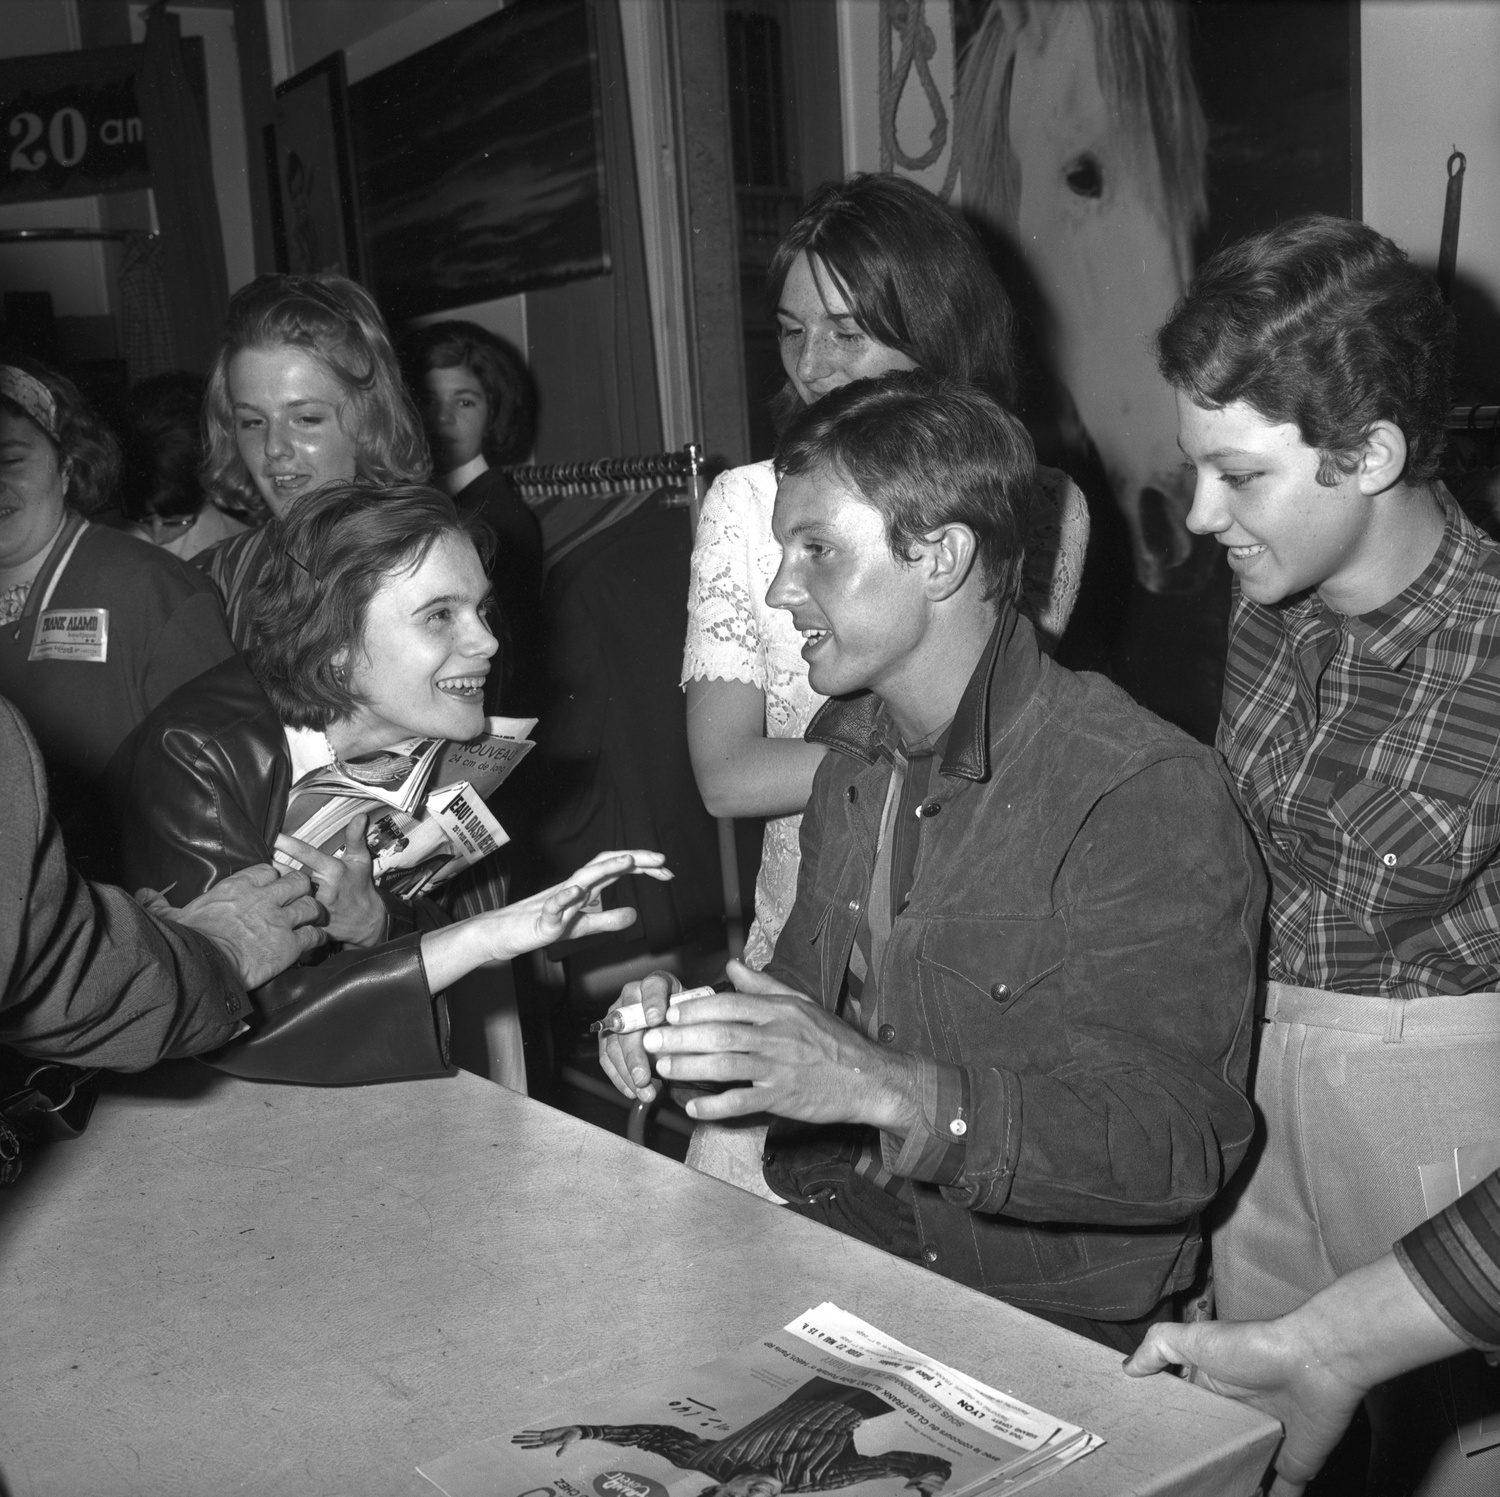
[{"xmin": 0, "ymin": 1065, "xmax": 1279, "ymax": 1497}]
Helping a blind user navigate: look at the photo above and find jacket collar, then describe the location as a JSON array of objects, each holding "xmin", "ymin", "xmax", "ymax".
[{"xmin": 806, "ymin": 605, "xmax": 1042, "ymax": 782}]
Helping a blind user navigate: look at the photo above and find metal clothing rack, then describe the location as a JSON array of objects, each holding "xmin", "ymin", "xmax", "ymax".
[
  {"xmin": 0, "ymin": 229, "xmax": 151, "ymax": 244},
  {"xmin": 504, "ymin": 442, "xmax": 707, "ymax": 525}
]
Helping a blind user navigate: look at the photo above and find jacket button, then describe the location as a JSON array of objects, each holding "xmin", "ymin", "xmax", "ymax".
[
  {"xmin": 877, "ymin": 1023, "xmax": 896, "ymax": 1044},
  {"xmin": 920, "ymin": 799, "xmax": 942, "ymax": 817},
  {"xmin": 848, "ymin": 898, "xmax": 860, "ymax": 912},
  {"xmin": 845, "ymin": 784, "xmax": 857, "ymax": 803},
  {"xmin": 989, "ymin": 981, "xmax": 1011, "ymax": 1002},
  {"xmin": 922, "ymin": 1247, "xmax": 939, "ymax": 1265}
]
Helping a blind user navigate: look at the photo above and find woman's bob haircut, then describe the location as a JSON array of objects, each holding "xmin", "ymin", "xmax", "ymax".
[
  {"xmin": 402, "ymin": 319, "xmax": 536, "ymax": 465},
  {"xmin": 0, "ymin": 355, "xmax": 120, "ymax": 513},
  {"xmin": 767, "ymin": 173, "xmax": 1017, "ymax": 431},
  {"xmin": 202, "ymin": 273, "xmax": 430, "ymax": 515},
  {"xmin": 247, "ymin": 481, "xmax": 493, "ymax": 731}
]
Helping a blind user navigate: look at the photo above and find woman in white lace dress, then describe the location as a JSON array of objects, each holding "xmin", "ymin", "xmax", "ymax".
[{"xmin": 681, "ymin": 175, "xmax": 1089, "ymax": 1194}]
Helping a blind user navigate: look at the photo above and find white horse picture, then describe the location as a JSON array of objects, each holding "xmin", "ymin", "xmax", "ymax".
[{"xmin": 956, "ymin": 0, "xmax": 1213, "ymax": 594}]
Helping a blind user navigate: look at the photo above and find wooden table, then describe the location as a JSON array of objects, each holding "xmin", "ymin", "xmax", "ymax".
[{"xmin": 0, "ymin": 1066, "xmax": 1279, "ymax": 1496}]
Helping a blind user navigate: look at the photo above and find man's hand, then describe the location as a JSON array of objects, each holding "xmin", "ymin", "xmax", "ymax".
[
  {"xmin": 275, "ymin": 812, "xmax": 387, "ymax": 947},
  {"xmin": 512, "ymin": 1426, "xmax": 586, "ymax": 1455},
  {"xmin": 150, "ymin": 864, "xmax": 326, "ymax": 991},
  {"xmin": 598, "ymin": 968, "xmax": 682, "ymax": 1103},
  {"xmin": 639, "ymin": 960, "xmax": 922, "ymax": 1133}
]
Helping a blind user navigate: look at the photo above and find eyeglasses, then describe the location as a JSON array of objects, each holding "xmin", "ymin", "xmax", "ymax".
[{"xmin": 140, "ymin": 514, "xmax": 197, "ymax": 541}]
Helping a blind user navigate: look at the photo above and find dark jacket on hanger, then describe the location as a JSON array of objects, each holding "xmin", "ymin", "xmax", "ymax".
[
  {"xmin": 108, "ymin": 656, "xmax": 451, "ymax": 1084},
  {"xmin": 531, "ymin": 499, "xmax": 722, "ymax": 951},
  {"xmin": 452, "ymin": 466, "xmax": 545, "ymax": 718}
]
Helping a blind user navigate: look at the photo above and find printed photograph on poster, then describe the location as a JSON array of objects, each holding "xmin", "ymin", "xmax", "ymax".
[
  {"xmin": 264, "ymin": 51, "xmax": 363, "ymax": 279},
  {"xmin": 950, "ymin": 0, "xmax": 1358, "ymax": 744},
  {"xmin": 348, "ymin": 0, "xmax": 610, "ymax": 320},
  {"xmin": 418, "ymin": 1304, "xmax": 1101, "ymax": 1497}
]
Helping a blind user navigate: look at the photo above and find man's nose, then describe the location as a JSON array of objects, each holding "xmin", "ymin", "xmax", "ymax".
[{"xmin": 765, "ymin": 554, "xmax": 801, "ymax": 612}]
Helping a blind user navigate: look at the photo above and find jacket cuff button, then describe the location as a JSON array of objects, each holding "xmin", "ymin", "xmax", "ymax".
[
  {"xmin": 877, "ymin": 1023, "xmax": 895, "ymax": 1043},
  {"xmin": 922, "ymin": 1247, "xmax": 939, "ymax": 1265}
]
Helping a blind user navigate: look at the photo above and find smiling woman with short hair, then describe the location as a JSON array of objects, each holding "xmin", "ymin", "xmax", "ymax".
[{"xmin": 111, "ymin": 481, "xmax": 666, "ymax": 1086}]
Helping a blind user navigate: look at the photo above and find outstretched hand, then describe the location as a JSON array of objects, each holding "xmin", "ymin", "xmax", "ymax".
[
  {"xmin": 482, "ymin": 850, "xmax": 672, "ymax": 962},
  {"xmin": 275, "ymin": 811, "xmax": 387, "ymax": 947}
]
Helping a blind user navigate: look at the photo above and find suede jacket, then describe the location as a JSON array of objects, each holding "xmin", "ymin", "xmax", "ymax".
[
  {"xmin": 763, "ymin": 610, "xmax": 1265, "ymax": 1321},
  {"xmin": 109, "ymin": 655, "xmax": 451, "ymax": 1085}
]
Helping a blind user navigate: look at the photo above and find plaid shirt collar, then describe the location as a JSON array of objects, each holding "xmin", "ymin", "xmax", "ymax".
[{"xmin": 1273, "ymin": 487, "xmax": 1477, "ymax": 669}]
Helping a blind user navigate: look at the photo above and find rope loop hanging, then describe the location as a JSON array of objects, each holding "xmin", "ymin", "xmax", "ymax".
[{"xmin": 877, "ymin": 0, "xmax": 959, "ymax": 200}]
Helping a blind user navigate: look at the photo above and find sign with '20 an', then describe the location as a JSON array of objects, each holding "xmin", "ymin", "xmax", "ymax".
[{"xmin": 0, "ymin": 41, "xmax": 205, "ymax": 206}]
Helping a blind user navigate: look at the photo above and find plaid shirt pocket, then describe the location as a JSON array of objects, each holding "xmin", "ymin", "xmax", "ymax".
[{"xmin": 1329, "ymin": 778, "xmax": 1474, "ymax": 916}]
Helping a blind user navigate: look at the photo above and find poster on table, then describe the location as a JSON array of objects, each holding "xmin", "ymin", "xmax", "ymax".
[{"xmin": 418, "ymin": 1304, "xmax": 1100, "ymax": 1497}]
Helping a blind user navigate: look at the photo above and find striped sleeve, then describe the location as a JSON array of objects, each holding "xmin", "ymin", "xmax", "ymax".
[
  {"xmin": 1394, "ymin": 1168, "xmax": 1500, "ymax": 1351},
  {"xmin": 880, "ymin": 1056, "xmax": 971, "ymax": 1186}
]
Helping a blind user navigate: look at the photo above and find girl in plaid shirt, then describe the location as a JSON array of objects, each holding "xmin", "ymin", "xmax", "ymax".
[{"xmin": 1160, "ymin": 215, "xmax": 1499, "ymax": 1496}]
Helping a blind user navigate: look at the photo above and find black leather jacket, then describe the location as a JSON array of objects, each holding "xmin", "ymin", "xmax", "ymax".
[{"xmin": 109, "ymin": 655, "xmax": 451, "ymax": 1084}]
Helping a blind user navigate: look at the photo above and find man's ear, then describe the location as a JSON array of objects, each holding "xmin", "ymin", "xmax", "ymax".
[
  {"xmin": 917, "ymin": 523, "xmax": 979, "ymax": 601},
  {"xmin": 1356, "ymin": 420, "xmax": 1409, "ymax": 496}
]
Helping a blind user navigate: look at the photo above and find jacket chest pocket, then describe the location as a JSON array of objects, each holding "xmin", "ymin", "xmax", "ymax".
[{"xmin": 915, "ymin": 916, "xmax": 1068, "ymax": 1062}]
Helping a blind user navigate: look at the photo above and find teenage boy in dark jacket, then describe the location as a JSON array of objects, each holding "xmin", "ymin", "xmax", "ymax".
[{"xmin": 602, "ymin": 373, "xmax": 1265, "ymax": 1351}]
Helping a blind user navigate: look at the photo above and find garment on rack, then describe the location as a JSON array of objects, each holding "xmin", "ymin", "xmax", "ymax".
[
  {"xmin": 117, "ymin": 232, "xmax": 176, "ymax": 385},
  {"xmin": 530, "ymin": 499, "xmax": 721, "ymax": 953},
  {"xmin": 453, "ymin": 465, "xmax": 544, "ymax": 718}
]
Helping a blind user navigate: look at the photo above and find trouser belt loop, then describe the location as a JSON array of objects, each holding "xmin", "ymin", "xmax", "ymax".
[{"xmin": 1383, "ymin": 995, "xmax": 1406, "ymax": 1045}]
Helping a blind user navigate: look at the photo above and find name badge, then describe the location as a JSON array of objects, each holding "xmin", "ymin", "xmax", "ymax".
[{"xmin": 29, "ymin": 608, "xmax": 109, "ymax": 663}]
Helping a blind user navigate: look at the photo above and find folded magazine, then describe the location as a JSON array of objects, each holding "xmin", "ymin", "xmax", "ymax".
[
  {"xmin": 274, "ymin": 716, "xmax": 535, "ymax": 898},
  {"xmin": 418, "ymin": 1303, "xmax": 1100, "ymax": 1497}
]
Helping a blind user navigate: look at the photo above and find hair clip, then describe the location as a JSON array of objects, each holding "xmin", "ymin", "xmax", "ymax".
[{"xmin": 287, "ymin": 551, "xmax": 321, "ymax": 584}]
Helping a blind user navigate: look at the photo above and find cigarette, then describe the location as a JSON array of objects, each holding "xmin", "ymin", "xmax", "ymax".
[{"xmin": 590, "ymin": 985, "xmax": 716, "ymax": 1035}]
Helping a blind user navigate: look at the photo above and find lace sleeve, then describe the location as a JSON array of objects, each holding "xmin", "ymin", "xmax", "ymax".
[
  {"xmin": 682, "ymin": 466, "xmax": 768, "ymax": 690},
  {"xmin": 1021, "ymin": 466, "xmax": 1090, "ymax": 649}
]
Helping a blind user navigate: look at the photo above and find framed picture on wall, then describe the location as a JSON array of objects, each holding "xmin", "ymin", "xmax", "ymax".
[
  {"xmin": 264, "ymin": 52, "xmax": 363, "ymax": 280},
  {"xmin": 348, "ymin": 0, "xmax": 610, "ymax": 320}
]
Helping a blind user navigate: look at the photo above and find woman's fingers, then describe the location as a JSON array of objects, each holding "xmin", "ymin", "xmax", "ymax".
[
  {"xmin": 339, "ymin": 812, "xmax": 374, "ymax": 866},
  {"xmin": 572, "ymin": 850, "xmax": 672, "ymax": 888}
]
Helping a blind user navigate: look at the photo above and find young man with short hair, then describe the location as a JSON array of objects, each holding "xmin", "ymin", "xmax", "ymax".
[
  {"xmin": 1160, "ymin": 214, "xmax": 1500, "ymax": 1492},
  {"xmin": 602, "ymin": 372, "xmax": 1264, "ymax": 1351}
]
